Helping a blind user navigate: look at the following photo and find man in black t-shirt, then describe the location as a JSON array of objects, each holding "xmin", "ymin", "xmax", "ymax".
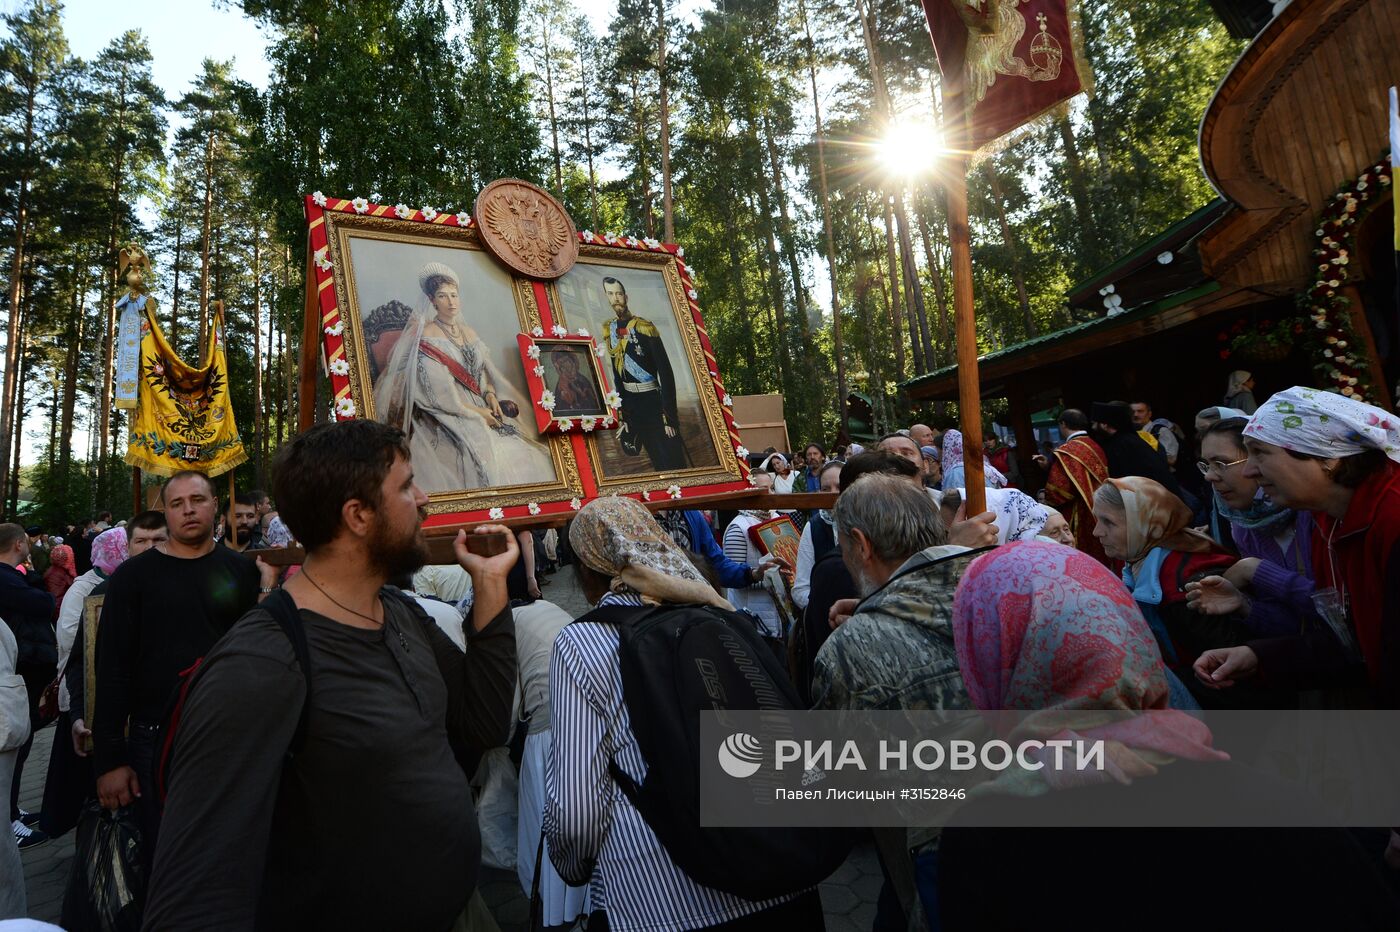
[{"xmin": 94, "ymin": 470, "xmax": 274, "ymax": 866}]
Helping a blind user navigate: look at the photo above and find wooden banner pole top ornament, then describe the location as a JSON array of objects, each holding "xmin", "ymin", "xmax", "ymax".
[{"xmin": 473, "ymin": 179, "xmax": 580, "ymax": 280}]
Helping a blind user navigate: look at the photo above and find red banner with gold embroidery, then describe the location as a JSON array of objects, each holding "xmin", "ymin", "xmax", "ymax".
[{"xmin": 922, "ymin": 0, "xmax": 1090, "ymax": 153}]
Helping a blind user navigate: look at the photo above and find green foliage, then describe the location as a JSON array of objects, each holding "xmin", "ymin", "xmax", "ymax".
[{"xmin": 0, "ymin": 0, "xmax": 1254, "ymax": 517}]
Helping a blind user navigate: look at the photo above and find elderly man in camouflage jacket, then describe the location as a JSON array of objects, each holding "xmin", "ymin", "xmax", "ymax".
[
  {"xmin": 810, "ymin": 473, "xmax": 981, "ymax": 929},
  {"xmin": 810, "ymin": 474, "xmax": 978, "ymax": 713}
]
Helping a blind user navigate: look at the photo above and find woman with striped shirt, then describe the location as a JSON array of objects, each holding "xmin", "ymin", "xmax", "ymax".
[{"xmin": 543, "ymin": 497, "xmax": 824, "ymax": 930}]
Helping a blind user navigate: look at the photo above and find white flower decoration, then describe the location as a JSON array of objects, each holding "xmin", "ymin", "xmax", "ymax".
[
  {"xmin": 551, "ymin": 324, "xmax": 568, "ymax": 337},
  {"xmin": 539, "ymin": 390, "xmax": 556, "ymax": 411},
  {"xmin": 641, "ymin": 490, "xmax": 651, "ymax": 501},
  {"xmin": 735, "ymin": 445, "xmax": 750, "ymax": 460},
  {"xmin": 747, "ymin": 474, "xmax": 759, "ymax": 486},
  {"xmin": 532, "ymin": 365, "xmax": 544, "ymax": 376},
  {"xmin": 677, "ymin": 247, "xmax": 685, "ymax": 257},
  {"xmin": 394, "ymin": 204, "xmax": 412, "ymax": 219},
  {"xmin": 329, "ymin": 358, "xmax": 350, "ymax": 376},
  {"xmin": 421, "ymin": 206, "xmax": 438, "ymax": 221},
  {"xmin": 643, "ymin": 237, "xmax": 661, "ymax": 249},
  {"xmin": 312, "ymin": 191, "xmax": 327, "ymax": 207},
  {"xmin": 531, "ymin": 326, "xmax": 544, "ymax": 337},
  {"xmin": 722, "ymin": 393, "xmax": 733, "ymax": 407},
  {"xmin": 313, "ymin": 246, "xmax": 333, "ymax": 272},
  {"xmin": 667, "ymin": 484, "xmax": 682, "ymax": 500},
  {"xmin": 602, "ymin": 415, "xmax": 615, "ymax": 427},
  {"xmin": 455, "ymin": 211, "xmax": 472, "ymax": 226},
  {"xmin": 527, "ymin": 344, "xmax": 541, "ymax": 360},
  {"xmin": 558, "ymin": 418, "xmax": 573, "ymax": 432},
  {"xmin": 570, "ymin": 497, "xmax": 582, "ymax": 511},
  {"xmin": 604, "ymin": 391, "xmax": 622, "ymax": 409},
  {"xmin": 325, "ymin": 320, "xmax": 344, "ymax": 337},
  {"xmin": 604, "ymin": 232, "xmax": 618, "ymax": 244},
  {"xmin": 489, "ymin": 507, "xmax": 505, "ymax": 520},
  {"xmin": 576, "ymin": 327, "xmax": 590, "ymax": 337},
  {"xmin": 687, "ymin": 289, "xmax": 698, "ymax": 300},
  {"xmin": 581, "ymin": 416, "xmax": 596, "ymax": 432},
  {"xmin": 528, "ymin": 502, "xmax": 541, "ymax": 516},
  {"xmin": 352, "ymin": 196, "xmax": 370, "ymax": 214},
  {"xmin": 335, "ymin": 397, "xmax": 356, "ymax": 419},
  {"xmin": 582, "ymin": 230, "xmax": 595, "ymax": 242},
  {"xmin": 595, "ymin": 344, "xmax": 607, "ymax": 358}
]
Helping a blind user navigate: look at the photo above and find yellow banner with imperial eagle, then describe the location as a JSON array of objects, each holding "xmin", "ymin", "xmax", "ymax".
[{"xmin": 124, "ymin": 303, "xmax": 246, "ymax": 478}]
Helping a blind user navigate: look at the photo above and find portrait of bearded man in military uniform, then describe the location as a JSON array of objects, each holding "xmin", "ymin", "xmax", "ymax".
[{"xmin": 600, "ymin": 276, "xmax": 691, "ymax": 471}]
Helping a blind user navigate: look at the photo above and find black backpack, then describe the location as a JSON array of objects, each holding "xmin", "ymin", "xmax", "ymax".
[{"xmin": 587, "ymin": 602, "xmax": 855, "ymax": 901}]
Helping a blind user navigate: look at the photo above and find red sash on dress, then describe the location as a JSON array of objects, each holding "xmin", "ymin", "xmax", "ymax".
[{"xmin": 418, "ymin": 341, "xmax": 484, "ymax": 397}]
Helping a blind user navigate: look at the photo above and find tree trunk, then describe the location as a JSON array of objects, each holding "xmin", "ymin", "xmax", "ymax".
[
  {"xmin": 798, "ymin": 0, "xmax": 847, "ymax": 433},
  {"xmin": 1057, "ymin": 118, "xmax": 1099, "ymax": 270},
  {"xmin": 985, "ymin": 162, "xmax": 1035, "ymax": 337},
  {"xmin": 915, "ymin": 198, "xmax": 952, "ymax": 354},
  {"xmin": 721, "ymin": 198, "xmax": 758, "ymax": 390},
  {"xmin": 582, "ymin": 60, "xmax": 600, "ymax": 230},
  {"xmin": 198, "ymin": 126, "xmax": 215, "ymax": 360},
  {"xmin": 657, "ymin": 0, "xmax": 674, "ymax": 242},
  {"xmin": 171, "ymin": 205, "xmax": 184, "ymax": 348},
  {"xmin": 630, "ymin": 76, "xmax": 654, "ymax": 239},
  {"xmin": 762, "ymin": 114, "xmax": 812, "ymax": 350},
  {"xmin": 541, "ymin": 12, "xmax": 562, "ymax": 192},
  {"xmin": 880, "ymin": 196, "xmax": 911, "ymax": 377},
  {"xmin": 253, "ymin": 232, "xmax": 264, "ymax": 482},
  {"xmin": 0, "ymin": 76, "xmax": 37, "ymax": 505},
  {"xmin": 750, "ymin": 181, "xmax": 791, "ymax": 401},
  {"xmin": 58, "ymin": 263, "xmax": 86, "ymax": 485},
  {"xmin": 894, "ymin": 190, "xmax": 936, "ymax": 369}
]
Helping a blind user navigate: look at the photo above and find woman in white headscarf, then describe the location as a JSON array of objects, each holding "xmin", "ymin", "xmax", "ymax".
[
  {"xmin": 1223, "ymin": 371, "xmax": 1258, "ymax": 414},
  {"xmin": 373, "ymin": 262, "xmax": 553, "ymax": 492}
]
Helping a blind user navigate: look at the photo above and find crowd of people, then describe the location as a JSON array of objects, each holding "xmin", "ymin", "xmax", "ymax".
[{"xmin": 2, "ymin": 375, "xmax": 1399, "ymax": 930}]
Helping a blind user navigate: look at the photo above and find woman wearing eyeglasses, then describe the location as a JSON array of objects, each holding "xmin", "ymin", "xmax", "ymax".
[
  {"xmin": 1185, "ymin": 417, "xmax": 1316, "ymax": 637},
  {"xmin": 1194, "ymin": 387, "xmax": 1400, "ymax": 709}
]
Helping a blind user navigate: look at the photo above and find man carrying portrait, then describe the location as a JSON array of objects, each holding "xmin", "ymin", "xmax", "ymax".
[{"xmin": 599, "ymin": 276, "xmax": 690, "ymax": 471}]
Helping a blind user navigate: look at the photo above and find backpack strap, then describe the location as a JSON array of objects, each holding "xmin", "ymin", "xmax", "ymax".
[{"xmin": 262, "ymin": 588, "xmax": 314, "ymax": 757}]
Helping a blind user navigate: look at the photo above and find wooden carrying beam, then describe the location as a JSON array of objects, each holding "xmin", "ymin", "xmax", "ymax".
[{"xmin": 248, "ymin": 489, "xmax": 839, "ymax": 566}]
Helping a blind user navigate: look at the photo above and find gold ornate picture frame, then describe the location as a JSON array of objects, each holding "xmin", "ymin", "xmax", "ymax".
[{"xmin": 306, "ymin": 193, "xmax": 749, "ymax": 523}]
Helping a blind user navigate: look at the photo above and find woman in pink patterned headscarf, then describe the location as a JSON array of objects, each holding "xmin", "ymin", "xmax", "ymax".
[
  {"xmin": 90, "ymin": 527, "xmax": 129, "ymax": 577},
  {"xmin": 951, "ymin": 539, "xmax": 1225, "ymax": 795}
]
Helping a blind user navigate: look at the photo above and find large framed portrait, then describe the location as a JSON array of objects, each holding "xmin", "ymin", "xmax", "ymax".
[
  {"xmin": 316, "ymin": 210, "xmax": 584, "ymax": 515},
  {"xmin": 306, "ymin": 193, "xmax": 749, "ymax": 523},
  {"xmin": 550, "ymin": 249, "xmax": 740, "ymax": 493}
]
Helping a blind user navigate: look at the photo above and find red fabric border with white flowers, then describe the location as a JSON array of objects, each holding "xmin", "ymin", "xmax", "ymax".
[
  {"xmin": 302, "ymin": 192, "xmax": 752, "ymax": 524},
  {"xmin": 516, "ymin": 332, "xmax": 622, "ymax": 435}
]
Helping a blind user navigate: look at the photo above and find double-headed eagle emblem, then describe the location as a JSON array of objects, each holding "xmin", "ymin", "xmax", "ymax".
[{"xmin": 481, "ymin": 189, "xmax": 572, "ymax": 276}]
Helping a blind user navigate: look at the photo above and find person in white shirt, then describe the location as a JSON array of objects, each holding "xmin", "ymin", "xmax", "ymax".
[
  {"xmin": 722, "ymin": 472, "xmax": 783, "ymax": 637},
  {"xmin": 792, "ymin": 460, "xmax": 844, "ymax": 611}
]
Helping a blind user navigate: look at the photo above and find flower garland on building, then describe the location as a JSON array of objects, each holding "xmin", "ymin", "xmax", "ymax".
[{"xmin": 1219, "ymin": 156, "xmax": 1391, "ymax": 403}]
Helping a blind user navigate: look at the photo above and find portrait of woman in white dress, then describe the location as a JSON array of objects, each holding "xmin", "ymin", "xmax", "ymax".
[{"xmin": 373, "ymin": 261, "xmax": 555, "ymax": 492}]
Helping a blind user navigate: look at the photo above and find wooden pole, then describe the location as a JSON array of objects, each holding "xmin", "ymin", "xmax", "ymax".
[
  {"xmin": 945, "ymin": 154, "xmax": 987, "ymax": 516},
  {"xmin": 131, "ymin": 466, "xmax": 141, "ymax": 516},
  {"xmin": 298, "ymin": 238, "xmax": 319, "ymax": 433},
  {"xmin": 227, "ymin": 470, "xmax": 236, "ymax": 546}
]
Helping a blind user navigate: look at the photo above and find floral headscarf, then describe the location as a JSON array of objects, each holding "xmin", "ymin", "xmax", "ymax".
[
  {"xmin": 941, "ymin": 429, "xmax": 1009, "ymax": 489},
  {"xmin": 1104, "ymin": 477, "xmax": 1218, "ymax": 567},
  {"xmin": 262, "ymin": 516, "xmax": 294, "ymax": 549},
  {"xmin": 570, "ymin": 497, "xmax": 732, "ymax": 609},
  {"xmin": 952, "ymin": 541, "xmax": 1227, "ymax": 794},
  {"xmin": 47, "ymin": 544, "xmax": 76, "ymax": 579},
  {"xmin": 91, "ymin": 527, "xmax": 129, "ymax": 577},
  {"xmin": 1243, "ymin": 385, "xmax": 1400, "ymax": 463},
  {"xmin": 948, "ymin": 487, "xmax": 1048, "ymax": 544}
]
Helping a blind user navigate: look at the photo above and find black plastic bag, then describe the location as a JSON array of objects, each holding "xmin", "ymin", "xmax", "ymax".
[{"xmin": 60, "ymin": 800, "xmax": 146, "ymax": 932}]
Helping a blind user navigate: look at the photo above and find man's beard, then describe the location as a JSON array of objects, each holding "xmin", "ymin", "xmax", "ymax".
[
  {"xmin": 852, "ymin": 564, "xmax": 879, "ymax": 599},
  {"xmin": 367, "ymin": 514, "xmax": 431, "ymax": 579}
]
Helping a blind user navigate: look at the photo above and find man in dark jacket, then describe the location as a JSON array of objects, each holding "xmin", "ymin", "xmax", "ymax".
[
  {"xmin": 145, "ymin": 419, "xmax": 518, "ymax": 931},
  {"xmin": 0, "ymin": 522, "xmax": 55, "ymax": 849},
  {"xmin": 1091, "ymin": 400, "xmax": 1185, "ymax": 500}
]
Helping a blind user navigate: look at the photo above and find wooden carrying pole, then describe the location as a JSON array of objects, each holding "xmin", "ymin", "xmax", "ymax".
[
  {"xmin": 298, "ymin": 238, "xmax": 320, "ymax": 433},
  {"xmin": 944, "ymin": 150, "xmax": 987, "ymax": 516}
]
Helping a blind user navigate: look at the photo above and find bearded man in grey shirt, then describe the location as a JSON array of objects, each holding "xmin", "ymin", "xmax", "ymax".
[{"xmin": 145, "ymin": 419, "xmax": 518, "ymax": 931}]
